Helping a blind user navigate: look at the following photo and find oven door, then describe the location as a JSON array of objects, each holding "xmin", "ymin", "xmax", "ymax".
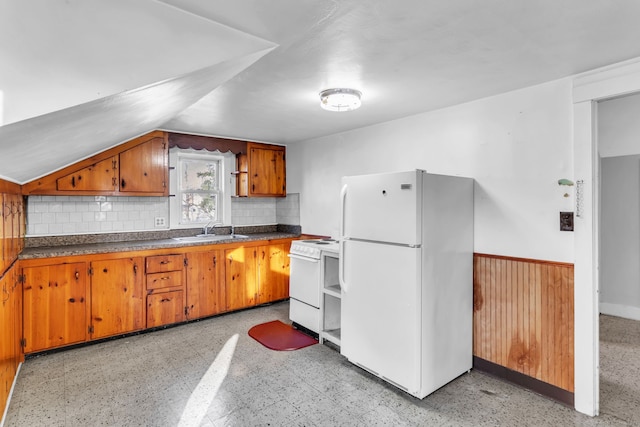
[{"xmin": 288, "ymin": 254, "xmax": 321, "ymax": 308}]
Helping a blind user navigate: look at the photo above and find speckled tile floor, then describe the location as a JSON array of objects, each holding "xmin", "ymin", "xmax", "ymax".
[{"xmin": 3, "ymin": 304, "xmax": 638, "ymax": 426}]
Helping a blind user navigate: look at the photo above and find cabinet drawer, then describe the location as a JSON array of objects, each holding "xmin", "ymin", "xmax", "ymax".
[
  {"xmin": 146, "ymin": 254, "xmax": 183, "ymax": 273},
  {"xmin": 146, "ymin": 271, "xmax": 183, "ymax": 290},
  {"xmin": 147, "ymin": 290, "xmax": 184, "ymax": 328}
]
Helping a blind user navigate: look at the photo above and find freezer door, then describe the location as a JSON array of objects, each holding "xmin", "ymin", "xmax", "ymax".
[
  {"xmin": 340, "ymin": 239, "xmax": 422, "ymax": 395},
  {"xmin": 341, "ymin": 170, "xmax": 421, "ymax": 245}
]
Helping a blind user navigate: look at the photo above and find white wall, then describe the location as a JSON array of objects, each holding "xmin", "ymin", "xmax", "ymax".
[
  {"xmin": 599, "ymin": 93, "xmax": 640, "ymax": 158},
  {"xmin": 288, "ymin": 78, "xmax": 575, "ymax": 262},
  {"xmin": 598, "ymin": 92, "xmax": 640, "ymax": 320}
]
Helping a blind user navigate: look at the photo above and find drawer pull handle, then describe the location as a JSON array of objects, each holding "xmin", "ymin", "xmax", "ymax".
[
  {"xmin": 161, "ymin": 276, "xmax": 170, "ymax": 280},
  {"xmin": 160, "ymin": 260, "xmax": 170, "ymax": 264}
]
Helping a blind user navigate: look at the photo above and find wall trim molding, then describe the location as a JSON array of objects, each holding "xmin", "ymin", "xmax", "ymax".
[
  {"xmin": 474, "ymin": 252, "xmax": 574, "ymax": 268},
  {"xmin": 599, "ymin": 303, "xmax": 640, "ymax": 321},
  {"xmin": 473, "ymin": 357, "xmax": 574, "ymax": 407}
]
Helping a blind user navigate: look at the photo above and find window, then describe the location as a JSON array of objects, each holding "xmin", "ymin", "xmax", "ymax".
[
  {"xmin": 170, "ymin": 149, "xmax": 233, "ymax": 228},
  {"xmin": 179, "ymin": 156, "xmax": 221, "ymax": 223}
]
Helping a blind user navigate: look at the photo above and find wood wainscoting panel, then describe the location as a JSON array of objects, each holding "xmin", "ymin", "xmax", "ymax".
[{"xmin": 473, "ymin": 253, "xmax": 574, "ymax": 392}]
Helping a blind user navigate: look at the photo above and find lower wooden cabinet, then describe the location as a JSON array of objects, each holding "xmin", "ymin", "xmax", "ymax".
[
  {"xmin": 257, "ymin": 243, "xmax": 290, "ymax": 304},
  {"xmin": 19, "ymin": 238, "xmax": 293, "ymax": 354},
  {"xmin": 90, "ymin": 257, "xmax": 144, "ymax": 339},
  {"xmin": 146, "ymin": 290, "xmax": 184, "ymax": 328},
  {"xmin": 225, "ymin": 246, "xmax": 258, "ymax": 311},
  {"xmin": 225, "ymin": 242, "xmax": 291, "ymax": 311},
  {"xmin": 22, "ymin": 262, "xmax": 87, "ymax": 352},
  {"xmin": 185, "ymin": 250, "xmax": 225, "ymax": 319},
  {"xmin": 145, "ymin": 254, "xmax": 185, "ymax": 328},
  {"xmin": 0, "ymin": 265, "xmax": 22, "ymax": 413}
]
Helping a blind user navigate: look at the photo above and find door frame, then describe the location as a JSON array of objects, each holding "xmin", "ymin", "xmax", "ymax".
[{"xmin": 572, "ymin": 57, "xmax": 640, "ymax": 416}]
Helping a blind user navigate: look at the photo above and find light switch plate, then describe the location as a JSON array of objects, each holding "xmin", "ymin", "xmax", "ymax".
[{"xmin": 560, "ymin": 211, "xmax": 574, "ymax": 232}]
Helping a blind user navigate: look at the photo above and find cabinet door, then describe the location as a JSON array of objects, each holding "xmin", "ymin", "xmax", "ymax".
[
  {"xmin": 225, "ymin": 247, "xmax": 258, "ymax": 311},
  {"xmin": 0, "ymin": 194, "xmax": 4, "ymax": 273},
  {"xmin": 2, "ymin": 196, "xmax": 10, "ymax": 269},
  {"xmin": 186, "ymin": 250, "xmax": 226, "ymax": 319},
  {"xmin": 11, "ymin": 266, "xmax": 22, "ymax": 371},
  {"xmin": 56, "ymin": 157, "xmax": 117, "ymax": 192},
  {"xmin": 22, "ymin": 262, "xmax": 88, "ymax": 353},
  {"xmin": 248, "ymin": 145, "xmax": 286, "ymax": 197},
  {"xmin": 90, "ymin": 257, "xmax": 144, "ymax": 339},
  {"xmin": 119, "ymin": 138, "xmax": 168, "ymax": 194},
  {"xmin": 257, "ymin": 243, "xmax": 290, "ymax": 304},
  {"xmin": 15, "ymin": 194, "xmax": 25, "ymax": 254},
  {"xmin": 0, "ymin": 271, "xmax": 9, "ymax": 411},
  {"xmin": 146, "ymin": 290, "xmax": 184, "ymax": 328}
]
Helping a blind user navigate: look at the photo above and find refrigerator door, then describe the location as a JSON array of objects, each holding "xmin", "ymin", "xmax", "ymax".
[
  {"xmin": 341, "ymin": 170, "xmax": 421, "ymax": 246},
  {"xmin": 340, "ymin": 239, "xmax": 422, "ymax": 395}
]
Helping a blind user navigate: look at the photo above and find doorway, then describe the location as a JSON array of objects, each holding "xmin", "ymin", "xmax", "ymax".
[{"xmin": 597, "ymin": 93, "xmax": 640, "ymax": 424}]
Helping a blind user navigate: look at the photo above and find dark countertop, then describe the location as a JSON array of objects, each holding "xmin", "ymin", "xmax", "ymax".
[
  {"xmin": 19, "ymin": 232, "xmax": 299, "ymax": 259},
  {"xmin": 19, "ymin": 224, "xmax": 303, "ymax": 260}
]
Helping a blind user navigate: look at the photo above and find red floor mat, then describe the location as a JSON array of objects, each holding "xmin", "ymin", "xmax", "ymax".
[{"xmin": 248, "ymin": 320, "xmax": 317, "ymax": 351}]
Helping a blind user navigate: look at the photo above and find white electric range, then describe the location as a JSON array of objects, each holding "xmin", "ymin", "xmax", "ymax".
[{"xmin": 288, "ymin": 239, "xmax": 339, "ymax": 337}]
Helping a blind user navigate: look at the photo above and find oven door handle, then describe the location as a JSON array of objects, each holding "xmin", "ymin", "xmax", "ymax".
[{"xmin": 287, "ymin": 254, "xmax": 320, "ymax": 263}]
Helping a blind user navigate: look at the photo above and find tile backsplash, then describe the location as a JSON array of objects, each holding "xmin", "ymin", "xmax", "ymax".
[{"xmin": 26, "ymin": 194, "xmax": 300, "ymax": 236}]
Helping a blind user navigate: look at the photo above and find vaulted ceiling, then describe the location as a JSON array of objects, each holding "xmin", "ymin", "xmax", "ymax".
[{"xmin": 3, "ymin": 0, "xmax": 640, "ymax": 184}]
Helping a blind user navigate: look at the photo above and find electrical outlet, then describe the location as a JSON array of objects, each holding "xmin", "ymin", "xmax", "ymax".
[{"xmin": 154, "ymin": 217, "xmax": 166, "ymax": 227}]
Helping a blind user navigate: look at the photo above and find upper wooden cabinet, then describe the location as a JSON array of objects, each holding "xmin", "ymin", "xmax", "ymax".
[
  {"xmin": 23, "ymin": 131, "xmax": 169, "ymax": 197},
  {"xmin": 236, "ymin": 142, "xmax": 286, "ymax": 197},
  {"xmin": 1, "ymin": 187, "xmax": 26, "ymax": 274},
  {"xmin": 56, "ymin": 157, "xmax": 118, "ymax": 192}
]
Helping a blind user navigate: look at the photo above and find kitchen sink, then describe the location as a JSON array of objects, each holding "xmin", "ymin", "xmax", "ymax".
[{"xmin": 172, "ymin": 234, "xmax": 249, "ymax": 242}]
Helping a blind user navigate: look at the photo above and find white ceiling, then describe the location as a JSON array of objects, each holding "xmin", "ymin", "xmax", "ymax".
[{"xmin": 3, "ymin": 0, "xmax": 640, "ymax": 183}]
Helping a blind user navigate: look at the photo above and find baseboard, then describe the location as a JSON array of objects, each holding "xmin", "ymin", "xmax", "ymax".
[
  {"xmin": 1, "ymin": 362, "xmax": 22, "ymax": 427},
  {"xmin": 599, "ymin": 302, "xmax": 640, "ymax": 321},
  {"xmin": 473, "ymin": 356, "xmax": 574, "ymax": 407}
]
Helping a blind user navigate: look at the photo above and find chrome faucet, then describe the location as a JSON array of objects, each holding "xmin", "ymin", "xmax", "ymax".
[
  {"xmin": 202, "ymin": 221, "xmax": 222, "ymax": 235},
  {"xmin": 230, "ymin": 224, "xmax": 235, "ymax": 235}
]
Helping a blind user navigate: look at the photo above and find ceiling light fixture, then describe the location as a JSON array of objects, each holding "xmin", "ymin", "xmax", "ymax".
[{"xmin": 319, "ymin": 88, "xmax": 362, "ymax": 112}]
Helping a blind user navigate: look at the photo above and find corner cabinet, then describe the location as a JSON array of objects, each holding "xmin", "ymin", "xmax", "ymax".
[
  {"xmin": 236, "ymin": 142, "xmax": 286, "ymax": 197},
  {"xmin": 22, "ymin": 131, "xmax": 169, "ymax": 197}
]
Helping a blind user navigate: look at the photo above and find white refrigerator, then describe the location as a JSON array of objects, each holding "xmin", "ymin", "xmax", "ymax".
[{"xmin": 339, "ymin": 169, "xmax": 473, "ymax": 398}]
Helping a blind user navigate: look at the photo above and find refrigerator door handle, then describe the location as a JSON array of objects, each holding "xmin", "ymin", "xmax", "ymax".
[
  {"xmin": 340, "ymin": 183, "xmax": 348, "ymax": 293},
  {"xmin": 339, "ymin": 239, "xmax": 347, "ymax": 293}
]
